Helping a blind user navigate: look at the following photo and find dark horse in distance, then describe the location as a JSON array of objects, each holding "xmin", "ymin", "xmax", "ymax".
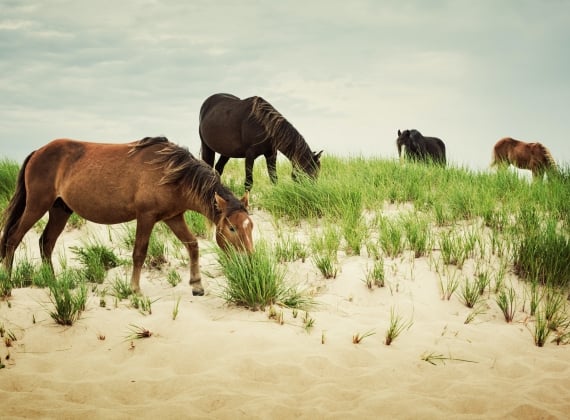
[
  {"xmin": 396, "ymin": 129, "xmax": 446, "ymax": 165},
  {"xmin": 0, "ymin": 137, "xmax": 254, "ymax": 295},
  {"xmin": 491, "ymin": 137, "xmax": 558, "ymax": 180},
  {"xmin": 199, "ymin": 93, "xmax": 323, "ymax": 190}
]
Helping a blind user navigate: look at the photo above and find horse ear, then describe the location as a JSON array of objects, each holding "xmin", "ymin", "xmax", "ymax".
[
  {"xmin": 214, "ymin": 192, "xmax": 228, "ymax": 212},
  {"xmin": 314, "ymin": 150, "xmax": 323, "ymax": 160},
  {"xmin": 240, "ymin": 191, "xmax": 249, "ymax": 209},
  {"xmin": 398, "ymin": 129, "xmax": 402, "ymax": 136}
]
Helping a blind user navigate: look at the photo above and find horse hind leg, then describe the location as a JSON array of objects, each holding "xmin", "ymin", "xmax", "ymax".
[
  {"xmin": 39, "ymin": 199, "xmax": 73, "ymax": 273},
  {"xmin": 214, "ymin": 155, "xmax": 230, "ymax": 176},
  {"xmin": 2, "ymin": 203, "xmax": 51, "ymax": 276},
  {"xmin": 163, "ymin": 214, "xmax": 204, "ymax": 296},
  {"xmin": 200, "ymin": 141, "xmax": 216, "ymax": 168}
]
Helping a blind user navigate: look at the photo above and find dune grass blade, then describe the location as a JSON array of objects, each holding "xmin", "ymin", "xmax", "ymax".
[
  {"xmin": 457, "ymin": 277, "xmax": 481, "ymax": 308},
  {"xmin": 385, "ymin": 307, "xmax": 413, "ymax": 345},
  {"xmin": 496, "ymin": 286, "xmax": 517, "ymax": 323},
  {"xmin": 532, "ymin": 311, "xmax": 551, "ymax": 347},
  {"xmin": 353, "ymin": 329, "xmax": 376, "ymax": 344},
  {"xmin": 421, "ymin": 351, "xmax": 478, "ymax": 365},
  {"xmin": 125, "ymin": 324, "xmax": 152, "ymax": 340}
]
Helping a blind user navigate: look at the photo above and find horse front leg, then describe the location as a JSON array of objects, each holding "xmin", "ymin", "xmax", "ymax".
[
  {"xmin": 163, "ymin": 214, "xmax": 204, "ymax": 296},
  {"xmin": 265, "ymin": 152, "xmax": 278, "ymax": 184},
  {"xmin": 131, "ymin": 219, "xmax": 155, "ymax": 293},
  {"xmin": 244, "ymin": 154, "xmax": 257, "ymax": 191}
]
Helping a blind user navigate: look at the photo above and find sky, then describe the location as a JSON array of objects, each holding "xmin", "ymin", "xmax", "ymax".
[{"xmin": 1, "ymin": 0, "xmax": 569, "ymax": 171}]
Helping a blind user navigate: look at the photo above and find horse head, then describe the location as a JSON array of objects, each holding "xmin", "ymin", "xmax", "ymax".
[
  {"xmin": 293, "ymin": 149, "xmax": 323, "ymax": 181},
  {"xmin": 214, "ymin": 192, "xmax": 254, "ymax": 254},
  {"xmin": 397, "ymin": 129, "xmax": 433, "ymax": 160}
]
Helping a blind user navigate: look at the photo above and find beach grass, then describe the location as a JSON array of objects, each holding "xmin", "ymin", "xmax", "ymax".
[
  {"xmin": 46, "ymin": 270, "xmax": 88, "ymax": 326},
  {"xmin": 384, "ymin": 306, "xmax": 413, "ymax": 345},
  {"xmin": 216, "ymin": 241, "xmax": 313, "ymax": 311},
  {"xmin": 71, "ymin": 242, "xmax": 120, "ymax": 284}
]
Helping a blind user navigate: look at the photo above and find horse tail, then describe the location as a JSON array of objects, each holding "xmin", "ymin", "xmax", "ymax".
[
  {"xmin": 0, "ymin": 151, "xmax": 33, "ymax": 259},
  {"xmin": 538, "ymin": 143, "xmax": 558, "ymax": 171}
]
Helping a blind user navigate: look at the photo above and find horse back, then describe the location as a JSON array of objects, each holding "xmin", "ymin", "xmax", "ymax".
[
  {"xmin": 28, "ymin": 139, "xmax": 143, "ymax": 186},
  {"xmin": 24, "ymin": 139, "xmax": 171, "ymax": 224},
  {"xmin": 199, "ymin": 94, "xmax": 269, "ymax": 157}
]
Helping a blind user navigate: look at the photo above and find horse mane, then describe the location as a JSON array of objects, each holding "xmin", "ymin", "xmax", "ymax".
[
  {"xmin": 130, "ymin": 138, "xmax": 245, "ymax": 221},
  {"xmin": 247, "ymin": 96, "xmax": 312, "ymax": 160},
  {"xmin": 128, "ymin": 136, "xmax": 170, "ymax": 154}
]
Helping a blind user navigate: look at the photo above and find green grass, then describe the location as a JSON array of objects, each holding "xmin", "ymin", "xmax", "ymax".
[
  {"xmin": 216, "ymin": 241, "xmax": 313, "ymax": 311},
  {"xmin": 376, "ymin": 216, "xmax": 405, "ymax": 258},
  {"xmin": 71, "ymin": 243, "xmax": 121, "ymax": 283},
  {"xmin": 0, "ymin": 158, "xmax": 19, "ymax": 209},
  {"xmin": 512, "ymin": 215, "xmax": 570, "ymax": 288},
  {"xmin": 167, "ymin": 269, "xmax": 182, "ymax": 287},
  {"xmin": 46, "ymin": 270, "xmax": 88, "ymax": 326},
  {"xmin": 364, "ymin": 259, "xmax": 385, "ymax": 289},
  {"xmin": 11, "ymin": 259, "xmax": 37, "ymax": 288},
  {"xmin": 0, "ymin": 268, "xmax": 12, "ymax": 299},
  {"xmin": 274, "ymin": 233, "xmax": 308, "ymax": 262},
  {"xmin": 496, "ymin": 285, "xmax": 518, "ymax": 323},
  {"xmin": 109, "ymin": 274, "xmax": 134, "ymax": 300},
  {"xmin": 457, "ymin": 277, "xmax": 482, "ymax": 308}
]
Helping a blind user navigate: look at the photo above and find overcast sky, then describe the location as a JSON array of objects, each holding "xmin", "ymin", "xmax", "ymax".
[{"xmin": 1, "ymin": 0, "xmax": 568, "ymax": 170}]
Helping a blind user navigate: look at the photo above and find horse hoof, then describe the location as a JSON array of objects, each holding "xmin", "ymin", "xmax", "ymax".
[{"xmin": 192, "ymin": 288, "xmax": 204, "ymax": 296}]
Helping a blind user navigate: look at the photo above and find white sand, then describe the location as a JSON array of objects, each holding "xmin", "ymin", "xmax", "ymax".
[{"xmin": 1, "ymin": 209, "xmax": 569, "ymax": 419}]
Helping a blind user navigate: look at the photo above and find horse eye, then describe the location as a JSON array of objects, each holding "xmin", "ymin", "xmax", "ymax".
[{"xmin": 229, "ymin": 225, "xmax": 236, "ymax": 233}]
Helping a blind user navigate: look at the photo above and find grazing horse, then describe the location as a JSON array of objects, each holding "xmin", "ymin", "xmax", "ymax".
[
  {"xmin": 199, "ymin": 93, "xmax": 323, "ymax": 190},
  {"xmin": 0, "ymin": 137, "xmax": 254, "ymax": 295},
  {"xmin": 396, "ymin": 129, "xmax": 446, "ymax": 165},
  {"xmin": 491, "ymin": 137, "xmax": 558, "ymax": 180}
]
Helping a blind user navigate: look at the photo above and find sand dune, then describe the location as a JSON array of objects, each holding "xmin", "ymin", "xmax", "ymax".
[{"xmin": 0, "ymin": 210, "xmax": 569, "ymax": 419}]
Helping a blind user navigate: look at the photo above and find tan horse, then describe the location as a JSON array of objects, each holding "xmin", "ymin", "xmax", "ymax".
[
  {"xmin": 0, "ymin": 137, "xmax": 254, "ymax": 295},
  {"xmin": 491, "ymin": 137, "xmax": 558, "ymax": 180}
]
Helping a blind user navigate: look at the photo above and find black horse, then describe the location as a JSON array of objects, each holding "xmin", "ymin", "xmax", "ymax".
[
  {"xmin": 199, "ymin": 93, "xmax": 323, "ymax": 190},
  {"xmin": 396, "ymin": 129, "xmax": 446, "ymax": 165}
]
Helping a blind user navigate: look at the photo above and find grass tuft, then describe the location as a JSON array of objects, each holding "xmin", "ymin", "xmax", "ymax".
[{"xmin": 217, "ymin": 241, "xmax": 313, "ymax": 311}]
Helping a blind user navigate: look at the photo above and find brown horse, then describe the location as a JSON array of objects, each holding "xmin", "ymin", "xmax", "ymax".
[
  {"xmin": 0, "ymin": 137, "xmax": 254, "ymax": 295},
  {"xmin": 199, "ymin": 93, "xmax": 323, "ymax": 190},
  {"xmin": 491, "ymin": 137, "xmax": 558, "ymax": 180}
]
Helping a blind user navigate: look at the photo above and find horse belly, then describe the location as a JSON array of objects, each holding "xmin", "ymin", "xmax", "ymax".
[
  {"xmin": 201, "ymin": 122, "xmax": 249, "ymax": 157},
  {"xmin": 61, "ymin": 186, "xmax": 138, "ymax": 225}
]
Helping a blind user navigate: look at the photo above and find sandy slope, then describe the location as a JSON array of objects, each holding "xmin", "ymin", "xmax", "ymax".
[{"xmin": 0, "ymin": 209, "xmax": 568, "ymax": 419}]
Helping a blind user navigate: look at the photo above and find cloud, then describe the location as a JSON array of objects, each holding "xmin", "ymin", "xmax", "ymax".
[{"xmin": 1, "ymin": 1, "xmax": 569, "ymax": 168}]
